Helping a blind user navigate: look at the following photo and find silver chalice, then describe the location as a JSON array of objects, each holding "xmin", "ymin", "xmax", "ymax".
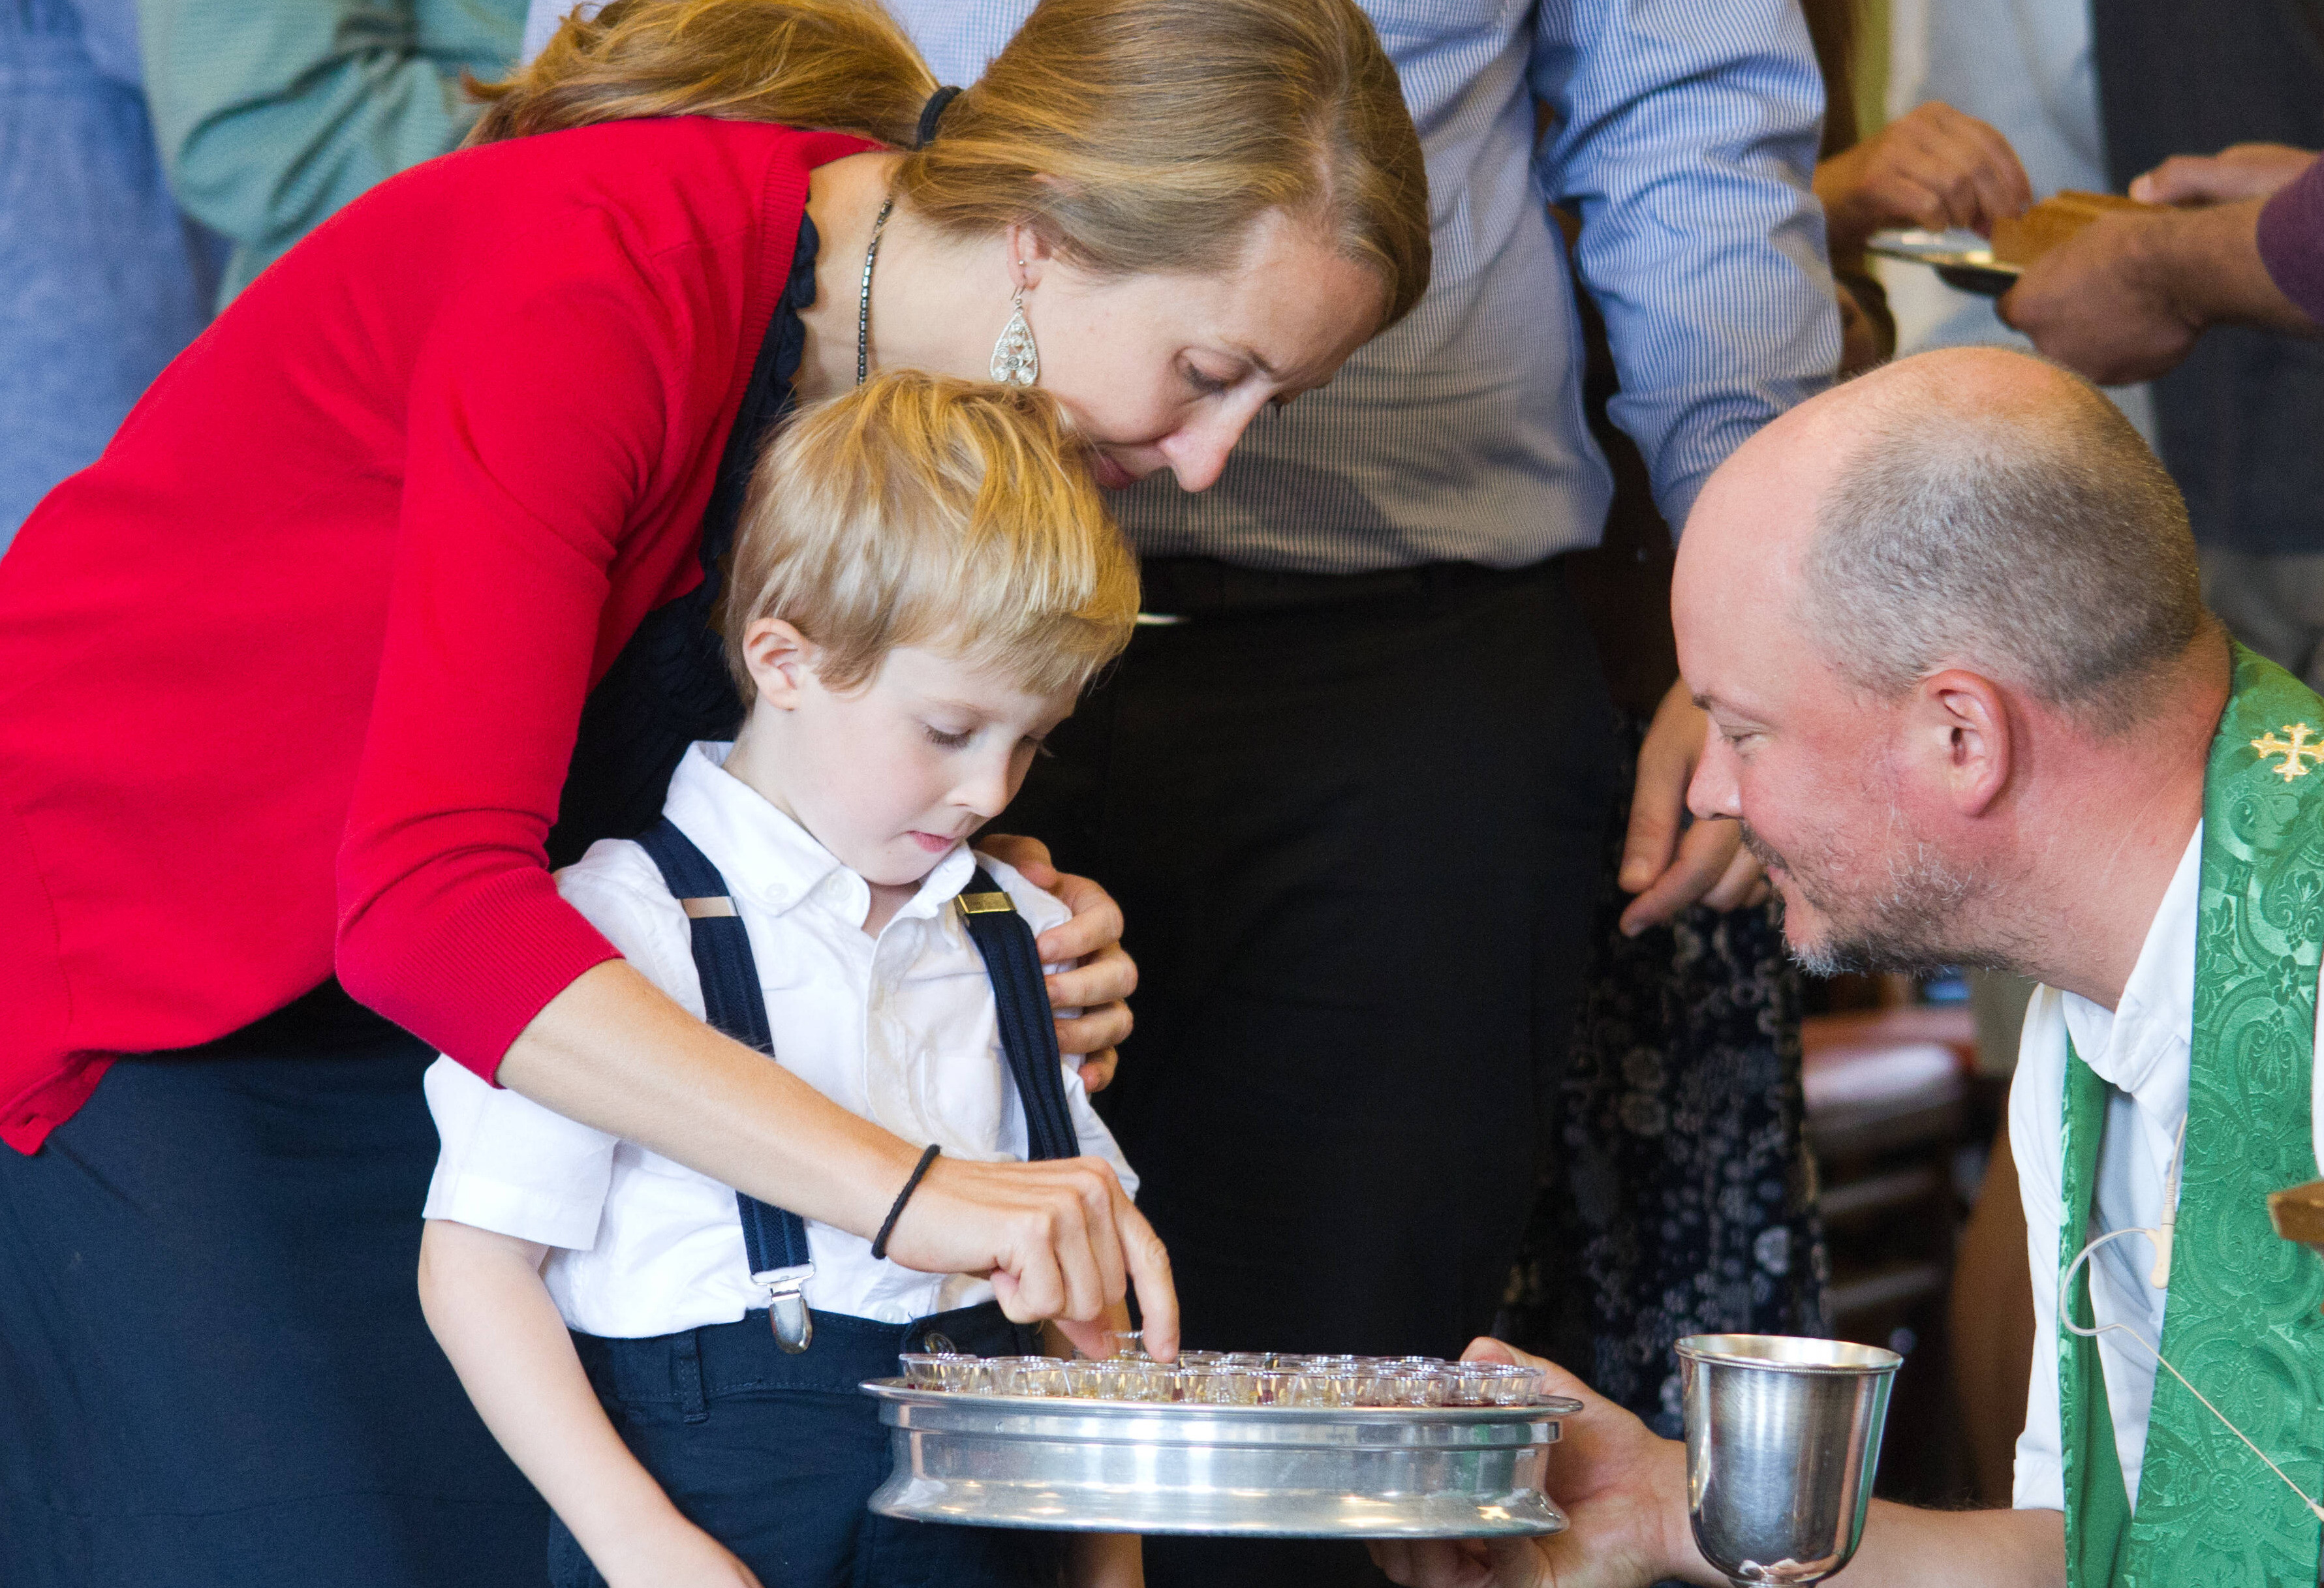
[{"xmin": 1675, "ymin": 1334, "xmax": 1900, "ymax": 1587}]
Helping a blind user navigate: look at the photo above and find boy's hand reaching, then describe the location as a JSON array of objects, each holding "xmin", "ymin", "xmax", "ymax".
[{"xmin": 976, "ymin": 834, "xmax": 1137, "ymax": 1092}]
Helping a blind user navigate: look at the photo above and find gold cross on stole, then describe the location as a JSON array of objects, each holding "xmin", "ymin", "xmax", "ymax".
[{"xmin": 2252, "ymin": 722, "xmax": 2324, "ymax": 780}]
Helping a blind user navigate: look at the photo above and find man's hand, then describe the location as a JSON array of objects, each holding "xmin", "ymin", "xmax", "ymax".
[
  {"xmin": 2131, "ymin": 144, "xmax": 2316, "ymax": 206},
  {"xmin": 1617, "ymin": 679, "xmax": 1767, "ymax": 936},
  {"xmin": 976, "ymin": 834, "xmax": 1137, "ymax": 1093},
  {"xmin": 1998, "ymin": 206, "xmax": 2218, "ymax": 383},
  {"xmin": 2001, "ymin": 149, "xmax": 2320, "ymax": 383},
  {"xmin": 1815, "ymin": 102, "xmax": 2032, "ymax": 257},
  {"xmin": 1370, "ymin": 1339, "xmax": 1707, "ymax": 1588},
  {"xmin": 1370, "ymin": 1343, "xmax": 2070, "ymax": 1588}
]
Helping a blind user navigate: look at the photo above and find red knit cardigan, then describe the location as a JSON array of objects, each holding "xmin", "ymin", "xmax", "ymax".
[{"xmin": 0, "ymin": 118, "xmax": 877, "ymax": 1151}]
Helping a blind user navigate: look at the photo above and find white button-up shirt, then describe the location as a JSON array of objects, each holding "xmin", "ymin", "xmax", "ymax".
[
  {"xmin": 423, "ymin": 741, "xmax": 1137, "ymax": 1338},
  {"xmin": 2011, "ymin": 823, "xmax": 2324, "ymax": 1511}
]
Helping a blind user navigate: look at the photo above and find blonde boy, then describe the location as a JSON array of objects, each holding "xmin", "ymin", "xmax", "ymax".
[{"xmin": 418, "ymin": 373, "xmax": 1145, "ymax": 1588}]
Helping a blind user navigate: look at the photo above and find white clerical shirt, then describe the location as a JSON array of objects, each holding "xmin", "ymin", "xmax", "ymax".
[{"xmin": 2012, "ymin": 823, "xmax": 2324, "ymax": 1511}]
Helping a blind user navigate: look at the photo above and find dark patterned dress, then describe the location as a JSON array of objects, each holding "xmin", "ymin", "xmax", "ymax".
[{"xmin": 1498, "ymin": 720, "xmax": 1830, "ymax": 1437}]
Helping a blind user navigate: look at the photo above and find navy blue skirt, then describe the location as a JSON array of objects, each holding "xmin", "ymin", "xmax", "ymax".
[{"xmin": 0, "ymin": 994, "xmax": 550, "ymax": 1587}]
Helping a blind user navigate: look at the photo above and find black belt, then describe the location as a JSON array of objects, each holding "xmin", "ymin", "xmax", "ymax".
[{"xmin": 1135, "ymin": 554, "xmax": 1562, "ymax": 621}]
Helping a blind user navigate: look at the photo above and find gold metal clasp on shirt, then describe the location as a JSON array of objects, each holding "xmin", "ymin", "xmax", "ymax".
[{"xmin": 956, "ymin": 891, "xmax": 1012, "ymax": 917}]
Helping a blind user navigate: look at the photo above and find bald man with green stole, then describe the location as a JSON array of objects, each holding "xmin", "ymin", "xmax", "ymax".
[{"xmin": 1369, "ymin": 347, "xmax": 2324, "ymax": 1588}]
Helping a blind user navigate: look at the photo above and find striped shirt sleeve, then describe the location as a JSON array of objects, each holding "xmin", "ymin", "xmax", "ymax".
[{"xmin": 1531, "ymin": 0, "xmax": 1842, "ymax": 533}]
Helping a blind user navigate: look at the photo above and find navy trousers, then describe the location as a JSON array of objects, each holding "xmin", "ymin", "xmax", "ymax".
[
  {"xmin": 0, "ymin": 1009, "xmax": 550, "ymax": 1587},
  {"xmin": 553, "ymin": 1303, "xmax": 1066, "ymax": 1588}
]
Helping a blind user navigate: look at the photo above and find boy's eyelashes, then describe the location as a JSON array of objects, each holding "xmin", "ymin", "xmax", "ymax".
[{"xmin": 922, "ymin": 722, "xmax": 1058, "ymax": 759}]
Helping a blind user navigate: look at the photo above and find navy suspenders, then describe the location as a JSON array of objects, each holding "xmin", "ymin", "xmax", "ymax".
[{"xmin": 632, "ymin": 817, "xmax": 1079, "ymax": 1353}]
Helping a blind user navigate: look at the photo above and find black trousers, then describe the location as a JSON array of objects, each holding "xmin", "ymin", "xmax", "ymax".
[
  {"xmin": 0, "ymin": 1001, "xmax": 550, "ymax": 1587},
  {"xmin": 1002, "ymin": 556, "xmax": 1619, "ymax": 1588}
]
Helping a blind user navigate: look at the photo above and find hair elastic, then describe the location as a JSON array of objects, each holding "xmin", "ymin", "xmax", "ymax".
[{"xmin": 916, "ymin": 85, "xmax": 963, "ymax": 149}]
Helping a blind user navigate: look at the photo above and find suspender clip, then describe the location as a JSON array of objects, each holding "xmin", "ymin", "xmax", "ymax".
[
  {"xmin": 755, "ymin": 1264, "xmax": 815, "ymax": 1353},
  {"xmin": 957, "ymin": 891, "xmax": 1013, "ymax": 917}
]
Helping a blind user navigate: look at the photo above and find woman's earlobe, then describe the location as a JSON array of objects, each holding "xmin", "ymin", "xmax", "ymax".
[{"xmin": 1004, "ymin": 219, "xmax": 1056, "ymax": 288}]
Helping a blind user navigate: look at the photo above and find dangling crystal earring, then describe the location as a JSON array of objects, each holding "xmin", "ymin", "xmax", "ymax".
[{"xmin": 991, "ymin": 278, "xmax": 1038, "ymax": 386}]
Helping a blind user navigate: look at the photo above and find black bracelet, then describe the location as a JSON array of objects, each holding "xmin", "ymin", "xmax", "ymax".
[{"xmin": 871, "ymin": 1142, "xmax": 943, "ymax": 1261}]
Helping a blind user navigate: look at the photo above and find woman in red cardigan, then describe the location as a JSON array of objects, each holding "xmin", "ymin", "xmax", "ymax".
[{"xmin": 0, "ymin": 2, "xmax": 1429, "ymax": 1583}]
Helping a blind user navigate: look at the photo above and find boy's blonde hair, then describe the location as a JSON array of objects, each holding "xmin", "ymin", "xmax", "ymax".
[{"xmin": 722, "ymin": 370, "xmax": 1138, "ymax": 700}]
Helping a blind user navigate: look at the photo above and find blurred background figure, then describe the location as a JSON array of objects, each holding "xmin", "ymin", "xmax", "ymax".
[
  {"xmin": 1878, "ymin": 0, "xmax": 2153, "ymax": 435},
  {"xmin": 1, "ymin": 0, "xmax": 223, "ymax": 547},
  {"xmin": 1809, "ymin": 6, "xmax": 2027, "ymax": 375},
  {"xmin": 137, "ymin": 0, "xmax": 523, "ymax": 307},
  {"xmin": 2083, "ymin": 3, "xmax": 2323, "ymax": 688},
  {"xmin": 5, "ymin": 0, "xmax": 525, "ymax": 550},
  {"xmin": 1888, "ymin": 0, "xmax": 2324, "ymax": 688},
  {"xmin": 2113, "ymin": 149, "xmax": 2324, "ymax": 670}
]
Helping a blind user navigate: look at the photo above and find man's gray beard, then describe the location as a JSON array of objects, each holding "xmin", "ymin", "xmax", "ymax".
[{"xmin": 1743, "ymin": 823, "xmax": 2035, "ymax": 980}]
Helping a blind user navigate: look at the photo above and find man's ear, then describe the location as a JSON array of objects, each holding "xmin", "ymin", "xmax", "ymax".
[
  {"xmin": 1915, "ymin": 668, "xmax": 2013, "ymax": 817},
  {"xmin": 741, "ymin": 617, "xmax": 818, "ymax": 710}
]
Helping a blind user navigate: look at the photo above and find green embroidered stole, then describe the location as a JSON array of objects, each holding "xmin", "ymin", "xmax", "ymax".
[{"xmin": 2059, "ymin": 643, "xmax": 2324, "ymax": 1588}]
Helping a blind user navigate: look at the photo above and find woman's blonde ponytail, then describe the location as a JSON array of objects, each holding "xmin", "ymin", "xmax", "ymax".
[
  {"xmin": 469, "ymin": 0, "xmax": 934, "ymax": 149},
  {"xmin": 473, "ymin": 0, "xmax": 1429, "ymax": 331}
]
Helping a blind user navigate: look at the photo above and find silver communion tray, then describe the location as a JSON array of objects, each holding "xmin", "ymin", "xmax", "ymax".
[{"xmin": 861, "ymin": 1381, "xmax": 1578, "ymax": 1538}]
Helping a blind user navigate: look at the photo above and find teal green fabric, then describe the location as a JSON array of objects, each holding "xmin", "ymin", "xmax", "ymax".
[
  {"xmin": 2058, "ymin": 643, "xmax": 2324, "ymax": 1588},
  {"xmin": 137, "ymin": 0, "xmax": 523, "ymax": 304}
]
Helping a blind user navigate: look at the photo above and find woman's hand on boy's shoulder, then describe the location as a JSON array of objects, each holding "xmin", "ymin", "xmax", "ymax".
[{"xmin": 974, "ymin": 836, "xmax": 1138, "ymax": 1092}]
